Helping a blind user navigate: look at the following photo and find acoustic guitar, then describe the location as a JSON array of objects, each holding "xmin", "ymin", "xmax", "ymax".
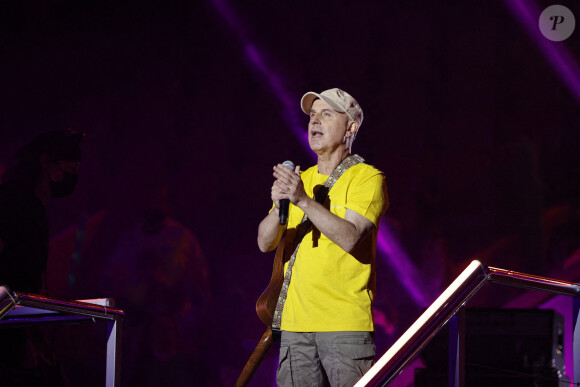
[{"xmin": 235, "ymin": 240, "xmax": 286, "ymax": 386}]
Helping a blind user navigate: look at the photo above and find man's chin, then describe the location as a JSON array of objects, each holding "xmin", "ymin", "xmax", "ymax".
[
  {"xmin": 308, "ymin": 137, "xmax": 323, "ymax": 148},
  {"xmin": 309, "ymin": 143, "xmax": 323, "ymax": 153}
]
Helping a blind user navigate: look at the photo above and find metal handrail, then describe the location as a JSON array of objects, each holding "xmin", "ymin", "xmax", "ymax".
[
  {"xmin": 355, "ymin": 260, "xmax": 580, "ymax": 386},
  {"xmin": 0, "ymin": 285, "xmax": 125, "ymax": 387},
  {"xmin": 13, "ymin": 292, "xmax": 124, "ymax": 320},
  {"xmin": 0, "ymin": 286, "xmax": 125, "ymax": 321},
  {"xmin": 0, "ymin": 285, "xmax": 16, "ymax": 318},
  {"xmin": 487, "ymin": 266, "xmax": 580, "ymax": 297}
]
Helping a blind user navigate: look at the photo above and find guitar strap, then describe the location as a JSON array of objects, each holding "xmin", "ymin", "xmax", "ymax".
[{"xmin": 271, "ymin": 154, "xmax": 364, "ymax": 330}]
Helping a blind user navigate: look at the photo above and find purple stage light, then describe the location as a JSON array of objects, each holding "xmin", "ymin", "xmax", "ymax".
[
  {"xmin": 504, "ymin": 0, "xmax": 580, "ymax": 104},
  {"xmin": 377, "ymin": 221, "xmax": 430, "ymax": 307},
  {"xmin": 244, "ymin": 44, "xmax": 309, "ymax": 147},
  {"xmin": 208, "ymin": 0, "xmax": 310, "ymax": 153},
  {"xmin": 208, "ymin": 0, "xmax": 427, "ymax": 307}
]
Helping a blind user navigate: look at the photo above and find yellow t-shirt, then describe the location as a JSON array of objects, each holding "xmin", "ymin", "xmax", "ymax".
[{"xmin": 280, "ymin": 162, "xmax": 388, "ymax": 332}]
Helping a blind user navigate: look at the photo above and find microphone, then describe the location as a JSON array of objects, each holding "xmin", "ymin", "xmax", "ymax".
[{"xmin": 279, "ymin": 160, "xmax": 295, "ymax": 225}]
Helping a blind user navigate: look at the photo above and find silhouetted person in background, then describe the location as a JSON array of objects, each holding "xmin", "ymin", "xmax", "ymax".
[
  {"xmin": 100, "ymin": 183, "xmax": 211, "ymax": 386},
  {"xmin": 0, "ymin": 129, "xmax": 83, "ymax": 386}
]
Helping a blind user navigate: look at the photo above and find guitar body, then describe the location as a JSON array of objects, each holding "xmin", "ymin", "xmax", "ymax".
[
  {"xmin": 236, "ymin": 241, "xmax": 287, "ymax": 386},
  {"xmin": 255, "ymin": 240, "xmax": 286, "ymax": 326}
]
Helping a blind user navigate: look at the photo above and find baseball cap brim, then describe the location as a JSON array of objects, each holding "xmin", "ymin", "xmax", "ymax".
[{"xmin": 300, "ymin": 92, "xmax": 347, "ymax": 115}]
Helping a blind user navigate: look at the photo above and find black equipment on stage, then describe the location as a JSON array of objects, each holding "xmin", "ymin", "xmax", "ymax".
[{"xmin": 415, "ymin": 308, "xmax": 566, "ymax": 387}]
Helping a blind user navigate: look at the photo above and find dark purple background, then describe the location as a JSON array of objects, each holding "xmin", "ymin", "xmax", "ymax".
[{"xmin": 2, "ymin": 1, "xmax": 580, "ymax": 385}]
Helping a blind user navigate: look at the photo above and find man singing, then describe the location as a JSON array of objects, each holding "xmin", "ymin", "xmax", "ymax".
[{"xmin": 258, "ymin": 88, "xmax": 388, "ymax": 386}]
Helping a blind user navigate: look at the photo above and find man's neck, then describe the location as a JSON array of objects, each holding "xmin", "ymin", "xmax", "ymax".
[{"xmin": 317, "ymin": 150, "xmax": 351, "ymax": 175}]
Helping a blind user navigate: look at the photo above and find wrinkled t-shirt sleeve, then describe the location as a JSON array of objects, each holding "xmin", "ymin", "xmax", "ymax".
[{"xmin": 346, "ymin": 172, "xmax": 388, "ymax": 227}]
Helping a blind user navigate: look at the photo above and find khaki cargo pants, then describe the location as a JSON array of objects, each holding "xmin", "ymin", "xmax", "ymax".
[{"xmin": 277, "ymin": 331, "xmax": 375, "ymax": 387}]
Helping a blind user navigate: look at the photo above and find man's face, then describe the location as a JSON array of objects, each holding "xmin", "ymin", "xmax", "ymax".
[{"xmin": 307, "ymin": 99, "xmax": 350, "ymax": 155}]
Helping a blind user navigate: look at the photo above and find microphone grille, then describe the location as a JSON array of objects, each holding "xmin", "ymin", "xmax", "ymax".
[{"xmin": 282, "ymin": 160, "xmax": 295, "ymax": 170}]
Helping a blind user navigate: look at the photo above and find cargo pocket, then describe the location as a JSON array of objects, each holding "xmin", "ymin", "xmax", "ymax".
[
  {"xmin": 338, "ymin": 341, "xmax": 375, "ymax": 369},
  {"xmin": 331, "ymin": 333, "xmax": 375, "ymax": 386},
  {"xmin": 340, "ymin": 342, "xmax": 376, "ymax": 360},
  {"xmin": 277, "ymin": 344, "xmax": 293, "ymax": 386}
]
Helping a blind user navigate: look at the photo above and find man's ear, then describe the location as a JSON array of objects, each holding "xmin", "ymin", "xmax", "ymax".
[{"xmin": 346, "ymin": 122, "xmax": 359, "ymax": 138}]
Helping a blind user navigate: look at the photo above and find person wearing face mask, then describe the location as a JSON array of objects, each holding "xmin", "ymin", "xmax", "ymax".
[
  {"xmin": 0, "ymin": 128, "xmax": 83, "ymax": 294},
  {"xmin": 0, "ymin": 129, "xmax": 83, "ymax": 385},
  {"xmin": 258, "ymin": 88, "xmax": 389, "ymax": 386}
]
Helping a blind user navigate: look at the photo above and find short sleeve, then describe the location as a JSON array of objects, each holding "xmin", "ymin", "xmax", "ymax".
[{"xmin": 346, "ymin": 172, "xmax": 388, "ymax": 226}]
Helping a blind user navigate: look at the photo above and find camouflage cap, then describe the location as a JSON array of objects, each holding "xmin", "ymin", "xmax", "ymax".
[{"xmin": 300, "ymin": 88, "xmax": 364, "ymax": 127}]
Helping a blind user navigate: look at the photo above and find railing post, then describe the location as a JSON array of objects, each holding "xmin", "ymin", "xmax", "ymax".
[
  {"xmin": 448, "ymin": 308, "xmax": 465, "ymax": 387},
  {"xmin": 106, "ymin": 318, "xmax": 123, "ymax": 387},
  {"xmin": 573, "ymin": 297, "xmax": 580, "ymax": 384}
]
